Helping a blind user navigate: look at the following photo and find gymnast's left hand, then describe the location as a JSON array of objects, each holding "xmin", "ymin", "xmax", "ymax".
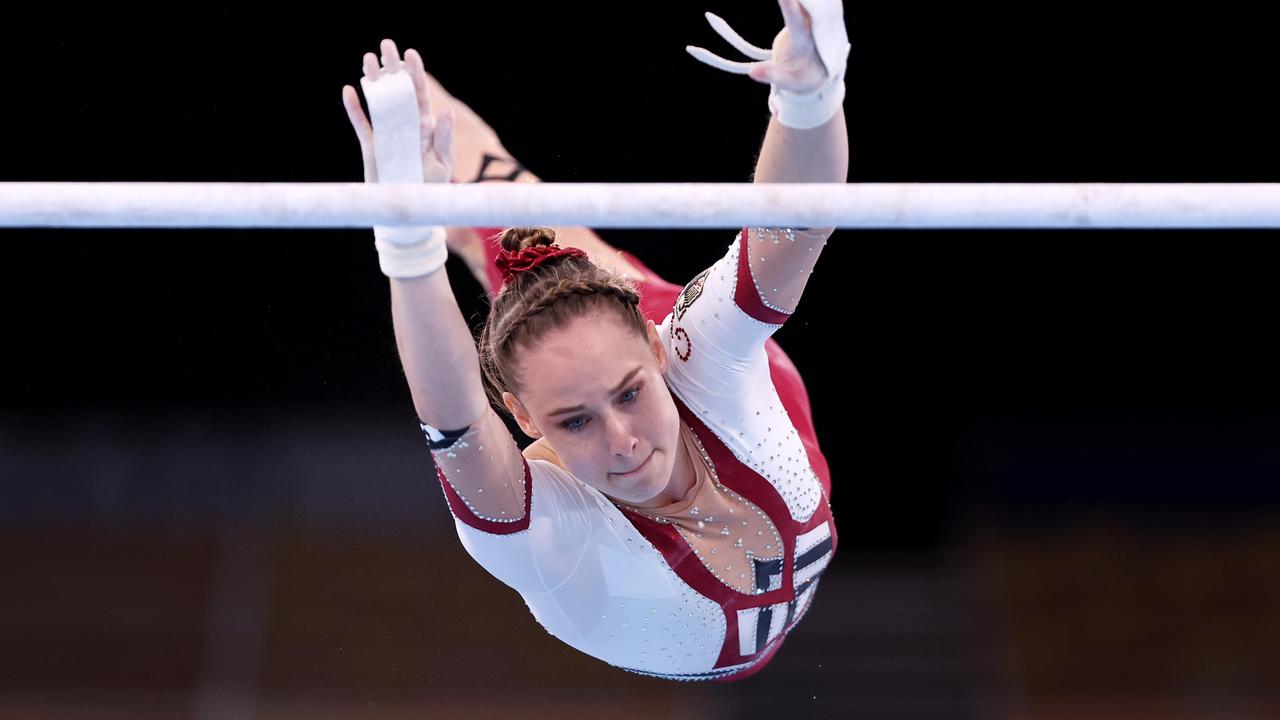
[
  {"xmin": 687, "ymin": 0, "xmax": 831, "ymax": 94},
  {"xmin": 748, "ymin": 0, "xmax": 828, "ymax": 93}
]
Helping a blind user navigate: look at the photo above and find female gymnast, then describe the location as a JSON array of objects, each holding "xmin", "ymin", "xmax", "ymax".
[{"xmin": 342, "ymin": 0, "xmax": 849, "ymax": 682}]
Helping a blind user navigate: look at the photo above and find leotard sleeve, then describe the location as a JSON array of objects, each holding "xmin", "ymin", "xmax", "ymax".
[
  {"xmin": 424, "ymin": 406, "xmax": 603, "ymax": 594},
  {"xmin": 657, "ymin": 228, "xmax": 797, "ymax": 399}
]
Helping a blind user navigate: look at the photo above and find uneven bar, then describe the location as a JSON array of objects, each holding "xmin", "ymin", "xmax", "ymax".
[{"xmin": 2, "ymin": 183, "xmax": 1279, "ymax": 229}]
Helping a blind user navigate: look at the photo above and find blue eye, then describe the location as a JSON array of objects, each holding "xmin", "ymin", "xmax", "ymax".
[{"xmin": 558, "ymin": 385, "xmax": 642, "ymax": 433}]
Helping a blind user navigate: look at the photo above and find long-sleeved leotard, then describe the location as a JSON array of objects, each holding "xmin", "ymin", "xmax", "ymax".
[{"xmin": 425, "ymin": 228, "xmax": 836, "ymax": 682}]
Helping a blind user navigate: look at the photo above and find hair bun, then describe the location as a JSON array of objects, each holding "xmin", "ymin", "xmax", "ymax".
[{"xmin": 498, "ymin": 227, "xmax": 557, "ymax": 253}]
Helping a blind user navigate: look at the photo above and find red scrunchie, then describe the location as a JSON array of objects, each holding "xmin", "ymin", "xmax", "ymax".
[{"xmin": 495, "ymin": 244, "xmax": 588, "ymax": 286}]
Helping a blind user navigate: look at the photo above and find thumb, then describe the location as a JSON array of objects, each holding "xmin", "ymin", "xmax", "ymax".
[
  {"xmin": 747, "ymin": 62, "xmax": 776, "ymax": 85},
  {"xmin": 435, "ymin": 109, "xmax": 456, "ymax": 173}
]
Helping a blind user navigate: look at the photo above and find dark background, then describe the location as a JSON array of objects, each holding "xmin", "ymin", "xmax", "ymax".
[{"xmin": 2, "ymin": 3, "xmax": 1278, "ymax": 718}]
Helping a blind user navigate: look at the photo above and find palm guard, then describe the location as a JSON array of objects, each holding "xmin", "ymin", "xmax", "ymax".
[{"xmin": 360, "ymin": 69, "xmax": 447, "ymax": 278}]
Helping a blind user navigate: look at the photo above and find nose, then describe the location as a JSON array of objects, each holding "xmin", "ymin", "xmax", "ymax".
[{"xmin": 606, "ymin": 412, "xmax": 638, "ymax": 459}]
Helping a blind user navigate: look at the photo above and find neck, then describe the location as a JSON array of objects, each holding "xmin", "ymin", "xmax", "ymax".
[{"xmin": 676, "ymin": 431, "xmax": 697, "ymax": 496}]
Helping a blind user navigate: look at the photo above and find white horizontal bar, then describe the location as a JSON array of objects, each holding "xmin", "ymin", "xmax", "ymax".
[{"xmin": 1, "ymin": 183, "xmax": 1279, "ymax": 229}]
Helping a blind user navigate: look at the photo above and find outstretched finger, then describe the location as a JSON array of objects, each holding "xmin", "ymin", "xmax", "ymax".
[
  {"xmin": 404, "ymin": 48, "xmax": 433, "ymax": 118},
  {"xmin": 419, "ymin": 100, "xmax": 436, "ymax": 154},
  {"xmin": 380, "ymin": 38, "xmax": 402, "ymax": 73},
  {"xmin": 435, "ymin": 108, "xmax": 455, "ymax": 170},
  {"xmin": 747, "ymin": 61, "xmax": 778, "ymax": 85},
  {"xmin": 362, "ymin": 52, "xmax": 380, "ymax": 80},
  {"xmin": 341, "ymin": 85, "xmax": 378, "ymax": 182},
  {"xmin": 341, "ymin": 85, "xmax": 373, "ymax": 139},
  {"xmin": 686, "ymin": 45, "xmax": 753, "ymax": 74},
  {"xmin": 705, "ymin": 12, "xmax": 771, "ymax": 60},
  {"xmin": 421, "ymin": 108, "xmax": 454, "ymax": 184}
]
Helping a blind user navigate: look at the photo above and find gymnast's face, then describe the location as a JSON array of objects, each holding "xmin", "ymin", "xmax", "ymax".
[{"xmin": 502, "ymin": 311, "xmax": 689, "ymax": 508}]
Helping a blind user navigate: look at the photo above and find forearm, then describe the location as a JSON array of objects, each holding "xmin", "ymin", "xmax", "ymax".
[
  {"xmin": 752, "ymin": 106, "xmax": 849, "ymax": 185},
  {"xmin": 390, "ymin": 270, "xmax": 488, "ymax": 429},
  {"xmin": 741, "ymin": 109, "xmax": 846, "ymax": 313}
]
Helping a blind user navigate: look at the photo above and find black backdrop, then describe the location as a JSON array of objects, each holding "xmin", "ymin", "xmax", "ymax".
[{"xmin": 3, "ymin": 2, "xmax": 1280, "ymax": 547}]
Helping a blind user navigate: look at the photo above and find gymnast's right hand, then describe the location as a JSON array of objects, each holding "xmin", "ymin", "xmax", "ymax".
[
  {"xmin": 342, "ymin": 39, "xmax": 454, "ymax": 184},
  {"xmin": 341, "ymin": 39, "xmax": 455, "ymax": 278}
]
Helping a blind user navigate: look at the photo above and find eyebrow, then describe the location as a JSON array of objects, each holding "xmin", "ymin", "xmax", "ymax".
[{"xmin": 548, "ymin": 366, "xmax": 643, "ymax": 417}]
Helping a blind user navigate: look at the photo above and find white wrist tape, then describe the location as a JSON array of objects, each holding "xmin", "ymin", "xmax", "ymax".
[
  {"xmin": 374, "ymin": 226, "xmax": 448, "ymax": 279},
  {"xmin": 359, "ymin": 69, "xmax": 447, "ymax": 278},
  {"xmin": 767, "ymin": 63, "xmax": 846, "ymax": 130}
]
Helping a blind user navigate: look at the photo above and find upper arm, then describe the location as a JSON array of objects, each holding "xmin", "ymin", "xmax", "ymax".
[
  {"xmin": 426, "ymin": 405, "xmax": 531, "ymax": 534},
  {"xmin": 425, "ymin": 406, "xmax": 599, "ymax": 593},
  {"xmin": 659, "ymin": 227, "xmax": 827, "ymax": 396}
]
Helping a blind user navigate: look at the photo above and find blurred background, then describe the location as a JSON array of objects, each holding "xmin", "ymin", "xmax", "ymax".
[{"xmin": 2, "ymin": 3, "xmax": 1279, "ymax": 718}]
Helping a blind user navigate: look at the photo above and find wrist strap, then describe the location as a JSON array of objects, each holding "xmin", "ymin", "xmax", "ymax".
[
  {"xmin": 375, "ymin": 225, "xmax": 447, "ymax": 279},
  {"xmin": 768, "ymin": 66, "xmax": 846, "ymax": 129}
]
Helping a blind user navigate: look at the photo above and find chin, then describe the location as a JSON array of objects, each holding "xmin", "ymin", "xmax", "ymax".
[
  {"xmin": 611, "ymin": 456, "xmax": 655, "ymax": 491},
  {"xmin": 641, "ymin": 454, "xmax": 673, "ymax": 498}
]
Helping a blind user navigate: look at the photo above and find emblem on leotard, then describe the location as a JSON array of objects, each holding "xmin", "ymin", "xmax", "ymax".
[
  {"xmin": 673, "ymin": 326, "xmax": 692, "ymax": 362},
  {"xmin": 675, "ymin": 268, "xmax": 709, "ymax": 321}
]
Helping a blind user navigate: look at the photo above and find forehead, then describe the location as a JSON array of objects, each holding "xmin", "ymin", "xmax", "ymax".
[{"xmin": 520, "ymin": 313, "xmax": 650, "ymax": 400}]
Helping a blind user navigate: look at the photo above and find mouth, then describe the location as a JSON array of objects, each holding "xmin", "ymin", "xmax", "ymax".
[{"xmin": 613, "ymin": 451, "xmax": 653, "ymax": 477}]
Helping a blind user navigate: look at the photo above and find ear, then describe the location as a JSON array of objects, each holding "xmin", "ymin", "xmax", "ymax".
[
  {"xmin": 502, "ymin": 390, "xmax": 543, "ymax": 439},
  {"xmin": 646, "ymin": 319, "xmax": 670, "ymax": 374}
]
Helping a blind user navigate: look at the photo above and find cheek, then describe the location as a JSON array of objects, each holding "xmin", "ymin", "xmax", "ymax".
[
  {"xmin": 563, "ymin": 440, "xmax": 608, "ymax": 474},
  {"xmin": 650, "ymin": 389, "xmax": 677, "ymax": 433}
]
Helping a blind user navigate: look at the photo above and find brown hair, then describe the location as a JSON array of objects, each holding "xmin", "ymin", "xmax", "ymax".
[{"xmin": 478, "ymin": 227, "xmax": 648, "ymax": 414}]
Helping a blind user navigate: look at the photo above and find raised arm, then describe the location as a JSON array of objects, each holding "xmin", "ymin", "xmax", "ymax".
[
  {"xmin": 341, "ymin": 40, "xmax": 485, "ymax": 429},
  {"xmin": 747, "ymin": 0, "xmax": 849, "ymax": 186},
  {"xmin": 748, "ymin": 0, "xmax": 848, "ymax": 312},
  {"xmin": 343, "ymin": 40, "xmax": 528, "ymax": 528},
  {"xmin": 388, "ymin": 268, "xmax": 487, "ymax": 430},
  {"xmin": 689, "ymin": 0, "xmax": 851, "ymax": 314}
]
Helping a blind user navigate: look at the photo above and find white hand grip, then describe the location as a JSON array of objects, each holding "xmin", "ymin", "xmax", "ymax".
[
  {"xmin": 359, "ymin": 70, "xmax": 424, "ymax": 184},
  {"xmin": 705, "ymin": 12, "xmax": 772, "ymax": 60}
]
